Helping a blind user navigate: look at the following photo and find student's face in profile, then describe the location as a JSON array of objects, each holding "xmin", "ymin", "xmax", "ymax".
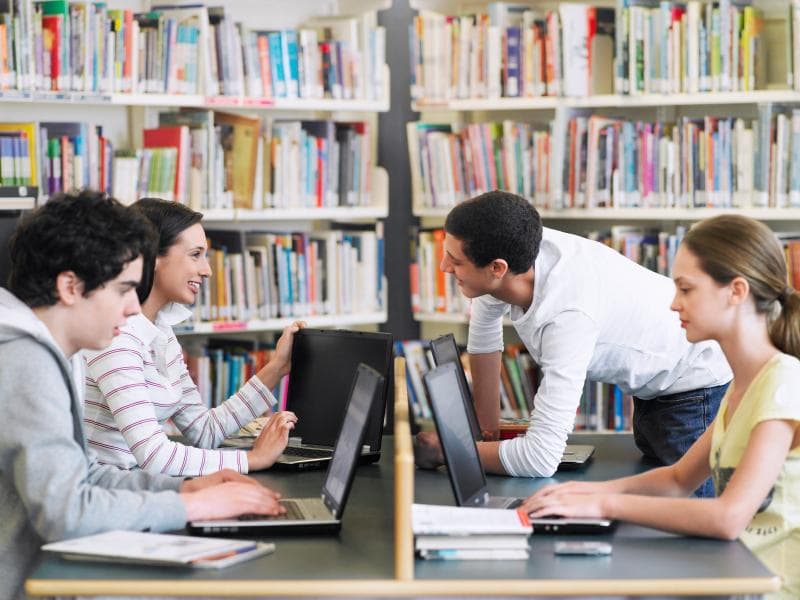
[
  {"xmin": 154, "ymin": 223, "xmax": 212, "ymax": 306},
  {"xmin": 440, "ymin": 233, "xmax": 494, "ymax": 298},
  {"xmin": 76, "ymin": 257, "xmax": 143, "ymax": 350},
  {"xmin": 670, "ymin": 246, "xmax": 731, "ymax": 343}
]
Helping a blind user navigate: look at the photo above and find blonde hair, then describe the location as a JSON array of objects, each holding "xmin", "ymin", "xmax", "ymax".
[{"xmin": 682, "ymin": 215, "xmax": 800, "ymax": 359}]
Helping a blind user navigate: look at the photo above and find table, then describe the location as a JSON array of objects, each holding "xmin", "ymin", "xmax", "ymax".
[{"xmin": 26, "ymin": 434, "xmax": 780, "ymax": 597}]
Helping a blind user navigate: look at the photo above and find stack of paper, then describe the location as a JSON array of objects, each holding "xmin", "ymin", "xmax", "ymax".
[
  {"xmin": 412, "ymin": 503, "xmax": 531, "ymax": 560},
  {"xmin": 42, "ymin": 530, "xmax": 274, "ymax": 569}
]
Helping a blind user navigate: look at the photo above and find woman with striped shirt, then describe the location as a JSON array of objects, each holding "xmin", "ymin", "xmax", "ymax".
[{"xmin": 83, "ymin": 198, "xmax": 300, "ymax": 476}]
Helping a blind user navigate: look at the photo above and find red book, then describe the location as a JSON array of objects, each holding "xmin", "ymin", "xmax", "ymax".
[
  {"xmin": 42, "ymin": 15, "xmax": 62, "ymax": 91},
  {"xmin": 143, "ymin": 126, "xmax": 191, "ymax": 203},
  {"xmin": 256, "ymin": 34, "xmax": 273, "ymax": 98}
]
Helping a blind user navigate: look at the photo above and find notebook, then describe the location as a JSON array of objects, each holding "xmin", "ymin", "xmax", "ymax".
[
  {"xmin": 190, "ymin": 363, "xmax": 384, "ymax": 537},
  {"xmin": 423, "ymin": 362, "xmax": 615, "ymax": 534},
  {"xmin": 225, "ymin": 329, "xmax": 393, "ymax": 470},
  {"xmin": 429, "ymin": 334, "xmax": 595, "ymax": 470}
]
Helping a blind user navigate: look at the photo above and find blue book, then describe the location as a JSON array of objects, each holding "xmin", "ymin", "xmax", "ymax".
[
  {"xmin": 268, "ymin": 32, "xmax": 287, "ymax": 97},
  {"xmin": 505, "ymin": 26, "xmax": 521, "ymax": 97},
  {"xmin": 281, "ymin": 29, "xmax": 299, "ymax": 98}
]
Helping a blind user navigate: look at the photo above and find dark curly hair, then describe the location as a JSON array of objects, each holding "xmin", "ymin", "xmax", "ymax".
[
  {"xmin": 8, "ymin": 191, "xmax": 155, "ymax": 307},
  {"xmin": 131, "ymin": 198, "xmax": 203, "ymax": 304},
  {"xmin": 444, "ymin": 191, "xmax": 543, "ymax": 274}
]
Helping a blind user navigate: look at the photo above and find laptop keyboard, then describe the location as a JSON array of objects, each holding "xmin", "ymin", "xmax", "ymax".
[
  {"xmin": 283, "ymin": 446, "xmax": 332, "ymax": 459},
  {"xmin": 239, "ymin": 500, "xmax": 305, "ymax": 521}
]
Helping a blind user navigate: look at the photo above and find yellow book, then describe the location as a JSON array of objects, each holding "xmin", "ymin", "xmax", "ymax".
[{"xmin": 0, "ymin": 122, "xmax": 38, "ymax": 187}]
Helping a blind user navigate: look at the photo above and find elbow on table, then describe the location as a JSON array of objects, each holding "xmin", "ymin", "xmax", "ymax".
[{"xmin": 708, "ymin": 502, "xmax": 751, "ymax": 541}]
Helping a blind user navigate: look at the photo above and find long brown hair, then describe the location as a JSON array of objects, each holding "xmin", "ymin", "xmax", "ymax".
[{"xmin": 682, "ymin": 215, "xmax": 800, "ymax": 358}]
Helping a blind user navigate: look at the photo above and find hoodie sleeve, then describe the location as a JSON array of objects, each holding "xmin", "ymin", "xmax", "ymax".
[{"xmin": 0, "ymin": 337, "xmax": 187, "ymax": 542}]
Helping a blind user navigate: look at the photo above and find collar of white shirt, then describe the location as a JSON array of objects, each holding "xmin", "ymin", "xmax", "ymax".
[{"xmin": 126, "ymin": 303, "xmax": 194, "ymax": 346}]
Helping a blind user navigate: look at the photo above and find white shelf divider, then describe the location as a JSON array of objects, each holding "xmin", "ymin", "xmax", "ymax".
[
  {"xmin": 175, "ymin": 311, "xmax": 388, "ymax": 335},
  {"xmin": 414, "ymin": 206, "xmax": 800, "ymax": 221}
]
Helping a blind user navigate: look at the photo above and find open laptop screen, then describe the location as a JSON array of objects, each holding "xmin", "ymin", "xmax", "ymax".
[
  {"xmin": 322, "ymin": 364, "xmax": 383, "ymax": 517},
  {"xmin": 429, "ymin": 334, "xmax": 482, "ymax": 442},
  {"xmin": 288, "ymin": 329, "xmax": 392, "ymax": 449},
  {"xmin": 424, "ymin": 362, "xmax": 489, "ymax": 507}
]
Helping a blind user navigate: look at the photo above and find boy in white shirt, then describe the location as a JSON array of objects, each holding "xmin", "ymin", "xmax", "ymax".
[{"xmin": 414, "ymin": 191, "xmax": 732, "ymax": 497}]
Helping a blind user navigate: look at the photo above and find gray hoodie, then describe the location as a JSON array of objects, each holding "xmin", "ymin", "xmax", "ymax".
[{"xmin": 0, "ymin": 288, "xmax": 187, "ymax": 600}]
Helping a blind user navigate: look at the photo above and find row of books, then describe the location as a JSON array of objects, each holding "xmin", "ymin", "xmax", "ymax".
[
  {"xmin": 190, "ymin": 227, "xmax": 385, "ymax": 324},
  {"xmin": 410, "ymin": 106, "xmax": 799, "ymax": 211},
  {"xmin": 2, "ymin": 114, "xmax": 374, "ymax": 211},
  {"xmin": 410, "ymin": 3, "xmax": 613, "ymax": 100},
  {"xmin": 184, "ymin": 341, "xmax": 287, "ymax": 409},
  {"xmin": 410, "ymin": 0, "xmax": 771, "ymax": 101},
  {"xmin": 617, "ymin": 0, "xmax": 766, "ymax": 95},
  {"xmin": 557, "ymin": 109, "xmax": 791, "ymax": 210},
  {"xmin": 576, "ymin": 380, "xmax": 634, "ymax": 432},
  {"xmin": 407, "ymin": 121, "xmax": 551, "ymax": 209},
  {"xmin": 0, "ymin": 1, "xmax": 386, "ymax": 100}
]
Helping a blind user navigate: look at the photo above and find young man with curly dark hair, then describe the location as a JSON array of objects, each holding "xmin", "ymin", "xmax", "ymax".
[
  {"xmin": 415, "ymin": 191, "xmax": 732, "ymax": 497},
  {"xmin": 0, "ymin": 192, "xmax": 284, "ymax": 598}
]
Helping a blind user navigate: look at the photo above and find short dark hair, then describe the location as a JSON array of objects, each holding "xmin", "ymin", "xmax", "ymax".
[
  {"xmin": 8, "ymin": 191, "xmax": 154, "ymax": 308},
  {"xmin": 131, "ymin": 198, "xmax": 203, "ymax": 303},
  {"xmin": 444, "ymin": 191, "xmax": 542, "ymax": 273}
]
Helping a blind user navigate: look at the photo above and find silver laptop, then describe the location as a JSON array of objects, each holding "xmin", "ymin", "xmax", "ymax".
[
  {"xmin": 429, "ymin": 334, "xmax": 595, "ymax": 469},
  {"xmin": 423, "ymin": 362, "xmax": 615, "ymax": 534},
  {"xmin": 190, "ymin": 364, "xmax": 384, "ymax": 537}
]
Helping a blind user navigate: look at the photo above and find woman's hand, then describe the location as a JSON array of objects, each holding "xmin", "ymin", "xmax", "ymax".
[
  {"xmin": 180, "ymin": 468, "xmax": 260, "ymax": 493},
  {"xmin": 255, "ymin": 321, "xmax": 307, "ymax": 387},
  {"xmin": 246, "ymin": 411, "xmax": 298, "ymax": 471},
  {"xmin": 521, "ymin": 481, "xmax": 614, "ymax": 519}
]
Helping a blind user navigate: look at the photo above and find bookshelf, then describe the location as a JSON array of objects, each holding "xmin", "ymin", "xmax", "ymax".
[
  {"xmin": 408, "ymin": 0, "xmax": 800, "ymax": 333},
  {"xmin": 0, "ymin": 0, "xmax": 392, "ymax": 336}
]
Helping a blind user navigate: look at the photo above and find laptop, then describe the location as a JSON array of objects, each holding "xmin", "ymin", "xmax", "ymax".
[
  {"xmin": 423, "ymin": 362, "xmax": 615, "ymax": 534},
  {"xmin": 225, "ymin": 329, "xmax": 393, "ymax": 470},
  {"xmin": 190, "ymin": 364, "xmax": 384, "ymax": 537},
  {"xmin": 429, "ymin": 334, "xmax": 595, "ymax": 470}
]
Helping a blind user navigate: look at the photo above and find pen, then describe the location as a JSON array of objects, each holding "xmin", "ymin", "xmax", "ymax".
[{"xmin": 191, "ymin": 544, "xmax": 257, "ymax": 563}]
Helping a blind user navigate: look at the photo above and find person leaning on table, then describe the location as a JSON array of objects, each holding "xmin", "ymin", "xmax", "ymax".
[
  {"xmin": 0, "ymin": 192, "xmax": 285, "ymax": 599},
  {"xmin": 414, "ymin": 191, "xmax": 732, "ymax": 497}
]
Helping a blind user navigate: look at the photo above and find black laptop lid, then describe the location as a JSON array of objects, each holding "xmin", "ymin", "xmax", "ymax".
[
  {"xmin": 429, "ymin": 334, "xmax": 482, "ymax": 442},
  {"xmin": 287, "ymin": 329, "xmax": 392, "ymax": 449},
  {"xmin": 322, "ymin": 364, "xmax": 384, "ymax": 518},
  {"xmin": 424, "ymin": 363, "xmax": 490, "ymax": 507}
]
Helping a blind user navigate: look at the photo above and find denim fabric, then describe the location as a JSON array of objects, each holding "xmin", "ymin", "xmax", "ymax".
[{"xmin": 633, "ymin": 383, "xmax": 729, "ymax": 498}]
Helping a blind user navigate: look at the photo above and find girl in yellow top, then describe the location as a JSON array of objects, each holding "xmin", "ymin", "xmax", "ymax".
[{"xmin": 523, "ymin": 215, "xmax": 800, "ymax": 598}]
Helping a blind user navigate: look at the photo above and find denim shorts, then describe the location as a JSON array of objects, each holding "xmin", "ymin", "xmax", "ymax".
[{"xmin": 633, "ymin": 383, "xmax": 729, "ymax": 498}]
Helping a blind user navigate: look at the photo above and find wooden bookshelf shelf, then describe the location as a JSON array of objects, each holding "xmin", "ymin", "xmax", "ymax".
[
  {"xmin": 200, "ymin": 206, "xmax": 389, "ymax": 223},
  {"xmin": 414, "ymin": 207, "xmax": 800, "ymax": 221},
  {"xmin": 413, "ymin": 90, "xmax": 800, "ymax": 112},
  {"xmin": 0, "ymin": 197, "xmax": 36, "ymax": 210},
  {"xmin": 175, "ymin": 311, "xmax": 388, "ymax": 335},
  {"xmin": 0, "ymin": 90, "xmax": 390, "ymax": 112}
]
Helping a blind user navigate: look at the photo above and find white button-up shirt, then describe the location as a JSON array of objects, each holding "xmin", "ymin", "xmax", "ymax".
[
  {"xmin": 468, "ymin": 228, "xmax": 732, "ymax": 477},
  {"xmin": 82, "ymin": 303, "xmax": 276, "ymax": 476}
]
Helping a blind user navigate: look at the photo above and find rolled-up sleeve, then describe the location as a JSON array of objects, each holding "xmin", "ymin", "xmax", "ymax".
[
  {"xmin": 467, "ymin": 295, "xmax": 509, "ymax": 354},
  {"xmin": 499, "ymin": 310, "xmax": 599, "ymax": 477}
]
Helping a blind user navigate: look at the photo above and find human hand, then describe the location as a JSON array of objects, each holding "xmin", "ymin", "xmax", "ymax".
[
  {"xmin": 246, "ymin": 411, "xmax": 298, "ymax": 471},
  {"xmin": 414, "ymin": 431, "xmax": 445, "ymax": 469},
  {"xmin": 521, "ymin": 485, "xmax": 612, "ymax": 520},
  {"xmin": 181, "ymin": 481, "xmax": 285, "ymax": 522},
  {"xmin": 180, "ymin": 469, "xmax": 260, "ymax": 493}
]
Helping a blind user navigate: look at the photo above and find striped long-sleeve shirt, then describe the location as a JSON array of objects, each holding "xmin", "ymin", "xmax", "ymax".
[{"xmin": 82, "ymin": 303, "xmax": 277, "ymax": 476}]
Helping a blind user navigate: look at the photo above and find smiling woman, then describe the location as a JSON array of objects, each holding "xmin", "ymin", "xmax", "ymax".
[{"xmin": 81, "ymin": 198, "xmax": 304, "ymax": 478}]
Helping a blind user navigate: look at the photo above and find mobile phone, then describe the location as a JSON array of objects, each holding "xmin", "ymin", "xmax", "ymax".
[{"xmin": 553, "ymin": 541, "xmax": 612, "ymax": 556}]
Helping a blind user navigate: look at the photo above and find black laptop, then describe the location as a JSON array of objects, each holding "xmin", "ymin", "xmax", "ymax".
[
  {"xmin": 429, "ymin": 334, "xmax": 595, "ymax": 470},
  {"xmin": 423, "ymin": 362, "xmax": 615, "ymax": 534},
  {"xmin": 225, "ymin": 329, "xmax": 393, "ymax": 470},
  {"xmin": 190, "ymin": 364, "xmax": 384, "ymax": 536}
]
